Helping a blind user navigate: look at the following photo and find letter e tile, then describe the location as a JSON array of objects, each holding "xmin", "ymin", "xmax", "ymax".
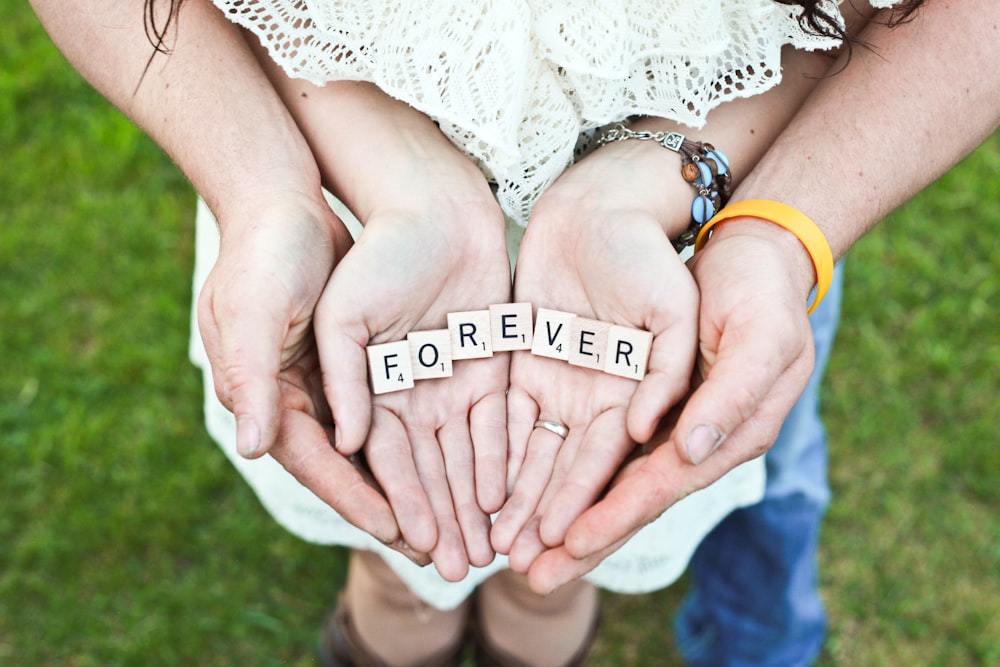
[
  {"xmin": 367, "ymin": 340, "xmax": 415, "ymax": 394},
  {"xmin": 567, "ymin": 317, "xmax": 610, "ymax": 371},
  {"xmin": 489, "ymin": 303, "xmax": 533, "ymax": 351}
]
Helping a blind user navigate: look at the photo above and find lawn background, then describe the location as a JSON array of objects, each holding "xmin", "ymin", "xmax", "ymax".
[{"xmin": 2, "ymin": 4, "xmax": 997, "ymax": 665}]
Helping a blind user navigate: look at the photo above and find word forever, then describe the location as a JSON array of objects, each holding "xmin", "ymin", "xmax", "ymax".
[{"xmin": 366, "ymin": 304, "xmax": 652, "ymax": 394}]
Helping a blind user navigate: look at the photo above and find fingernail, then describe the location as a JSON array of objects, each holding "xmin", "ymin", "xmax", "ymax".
[
  {"xmin": 685, "ymin": 424, "xmax": 724, "ymax": 465},
  {"xmin": 236, "ymin": 416, "xmax": 261, "ymax": 458}
]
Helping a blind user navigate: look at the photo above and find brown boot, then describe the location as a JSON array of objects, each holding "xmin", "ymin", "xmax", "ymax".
[{"xmin": 318, "ymin": 550, "xmax": 469, "ymax": 667}]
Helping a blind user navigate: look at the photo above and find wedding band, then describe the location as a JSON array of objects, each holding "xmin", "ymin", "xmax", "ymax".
[{"xmin": 533, "ymin": 419, "xmax": 569, "ymax": 439}]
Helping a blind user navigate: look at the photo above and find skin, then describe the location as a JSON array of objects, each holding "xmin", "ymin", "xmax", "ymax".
[
  {"xmin": 242, "ymin": 55, "xmax": 514, "ymax": 580},
  {"xmin": 525, "ymin": 0, "xmax": 1000, "ymax": 594},
  {"xmin": 34, "ymin": 0, "xmax": 998, "ymax": 596},
  {"xmin": 29, "ymin": 0, "xmax": 410, "ymax": 557},
  {"xmin": 494, "ymin": 45, "xmax": 836, "ymax": 567}
]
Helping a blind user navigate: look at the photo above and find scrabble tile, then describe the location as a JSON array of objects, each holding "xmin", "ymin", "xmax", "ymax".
[
  {"xmin": 605, "ymin": 325, "xmax": 653, "ymax": 380},
  {"xmin": 489, "ymin": 302, "xmax": 533, "ymax": 351},
  {"xmin": 448, "ymin": 310, "xmax": 494, "ymax": 360},
  {"xmin": 567, "ymin": 317, "xmax": 611, "ymax": 371},
  {"xmin": 530, "ymin": 308, "xmax": 575, "ymax": 360},
  {"xmin": 367, "ymin": 340, "xmax": 415, "ymax": 394},
  {"xmin": 407, "ymin": 329, "xmax": 453, "ymax": 380}
]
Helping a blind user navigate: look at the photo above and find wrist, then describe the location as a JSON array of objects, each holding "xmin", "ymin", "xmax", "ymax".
[
  {"xmin": 705, "ymin": 215, "xmax": 818, "ymax": 303},
  {"xmin": 213, "ymin": 185, "xmax": 350, "ymax": 262},
  {"xmin": 591, "ymin": 118, "xmax": 733, "ymax": 245}
]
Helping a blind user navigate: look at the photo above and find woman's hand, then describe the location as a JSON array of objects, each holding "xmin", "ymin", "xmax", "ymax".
[
  {"xmin": 491, "ymin": 138, "xmax": 701, "ymax": 571},
  {"xmin": 295, "ymin": 86, "xmax": 512, "ymax": 581}
]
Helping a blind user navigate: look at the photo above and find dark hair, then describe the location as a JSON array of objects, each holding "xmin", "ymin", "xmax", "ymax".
[
  {"xmin": 774, "ymin": 0, "xmax": 925, "ymax": 49},
  {"xmin": 143, "ymin": 1, "xmax": 926, "ymax": 57}
]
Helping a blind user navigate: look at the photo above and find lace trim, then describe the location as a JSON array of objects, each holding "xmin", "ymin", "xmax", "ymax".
[{"xmin": 213, "ymin": 1, "xmax": 866, "ymax": 224}]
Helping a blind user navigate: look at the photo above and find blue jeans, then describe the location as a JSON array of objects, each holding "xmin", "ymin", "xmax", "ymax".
[{"xmin": 675, "ymin": 265, "xmax": 845, "ymax": 667}]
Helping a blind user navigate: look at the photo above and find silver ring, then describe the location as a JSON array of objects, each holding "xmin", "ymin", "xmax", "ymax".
[{"xmin": 533, "ymin": 419, "xmax": 569, "ymax": 439}]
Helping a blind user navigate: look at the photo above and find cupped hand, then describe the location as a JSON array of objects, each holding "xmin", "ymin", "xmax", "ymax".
[
  {"xmin": 198, "ymin": 197, "xmax": 416, "ymax": 556},
  {"xmin": 525, "ymin": 218, "xmax": 819, "ymax": 594},
  {"xmin": 490, "ymin": 139, "xmax": 701, "ymax": 571},
  {"xmin": 313, "ymin": 119, "xmax": 512, "ymax": 581}
]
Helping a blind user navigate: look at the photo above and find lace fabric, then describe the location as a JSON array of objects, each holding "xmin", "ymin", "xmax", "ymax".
[{"xmin": 212, "ymin": 0, "xmax": 861, "ymax": 224}]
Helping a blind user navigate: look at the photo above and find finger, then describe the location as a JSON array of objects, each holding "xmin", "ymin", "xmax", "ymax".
[
  {"xmin": 365, "ymin": 407, "xmax": 438, "ymax": 554},
  {"xmin": 507, "ymin": 515, "xmax": 547, "ymax": 574},
  {"xmin": 526, "ymin": 531, "xmax": 636, "ymax": 596},
  {"xmin": 269, "ymin": 409, "xmax": 399, "ymax": 546},
  {"xmin": 625, "ymin": 294, "xmax": 698, "ymax": 444},
  {"xmin": 507, "ymin": 435, "xmax": 579, "ymax": 573},
  {"xmin": 587, "ymin": 384, "xmax": 775, "ymax": 555},
  {"xmin": 198, "ymin": 281, "xmax": 282, "ymax": 459},
  {"xmin": 408, "ymin": 425, "xmax": 470, "ymax": 583},
  {"xmin": 490, "ymin": 424, "xmax": 565, "ymax": 554},
  {"xmin": 317, "ymin": 424, "xmax": 432, "ymax": 567},
  {"xmin": 438, "ymin": 419, "xmax": 495, "ymax": 568},
  {"xmin": 674, "ymin": 316, "xmax": 812, "ymax": 465},
  {"xmin": 314, "ymin": 306, "xmax": 373, "ymax": 455},
  {"xmin": 504, "ymin": 383, "xmax": 539, "ymax": 493},
  {"xmin": 563, "ymin": 439, "xmax": 705, "ymax": 560},
  {"xmin": 469, "ymin": 389, "xmax": 508, "ymax": 514},
  {"xmin": 538, "ymin": 408, "xmax": 633, "ymax": 547}
]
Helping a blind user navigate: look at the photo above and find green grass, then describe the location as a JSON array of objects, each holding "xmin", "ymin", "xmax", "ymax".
[{"xmin": 3, "ymin": 5, "xmax": 998, "ymax": 666}]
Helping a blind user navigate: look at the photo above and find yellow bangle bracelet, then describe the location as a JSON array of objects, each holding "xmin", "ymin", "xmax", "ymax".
[{"xmin": 694, "ymin": 199, "xmax": 834, "ymax": 315}]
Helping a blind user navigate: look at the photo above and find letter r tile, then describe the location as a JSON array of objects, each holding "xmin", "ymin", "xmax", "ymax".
[
  {"xmin": 489, "ymin": 302, "xmax": 533, "ymax": 351},
  {"xmin": 448, "ymin": 310, "xmax": 494, "ymax": 360},
  {"xmin": 530, "ymin": 308, "xmax": 575, "ymax": 360},
  {"xmin": 605, "ymin": 325, "xmax": 653, "ymax": 380},
  {"xmin": 407, "ymin": 329, "xmax": 453, "ymax": 380},
  {"xmin": 567, "ymin": 317, "xmax": 610, "ymax": 371},
  {"xmin": 367, "ymin": 340, "xmax": 415, "ymax": 394}
]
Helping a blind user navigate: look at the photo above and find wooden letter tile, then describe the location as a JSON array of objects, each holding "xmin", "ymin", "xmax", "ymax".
[
  {"xmin": 604, "ymin": 325, "xmax": 653, "ymax": 380},
  {"xmin": 567, "ymin": 317, "xmax": 611, "ymax": 371},
  {"xmin": 530, "ymin": 308, "xmax": 575, "ymax": 360},
  {"xmin": 407, "ymin": 329, "xmax": 453, "ymax": 380},
  {"xmin": 367, "ymin": 340, "xmax": 415, "ymax": 394},
  {"xmin": 447, "ymin": 310, "xmax": 494, "ymax": 360},
  {"xmin": 489, "ymin": 302, "xmax": 533, "ymax": 351}
]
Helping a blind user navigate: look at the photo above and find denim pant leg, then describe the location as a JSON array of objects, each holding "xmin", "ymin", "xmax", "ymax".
[{"xmin": 674, "ymin": 264, "xmax": 845, "ymax": 667}]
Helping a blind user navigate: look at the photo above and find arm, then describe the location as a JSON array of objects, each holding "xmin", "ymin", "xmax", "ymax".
[
  {"xmin": 492, "ymin": 44, "xmax": 836, "ymax": 565},
  {"xmin": 533, "ymin": 0, "xmax": 1000, "ymax": 593},
  {"xmin": 246, "ymin": 49, "xmax": 513, "ymax": 580},
  {"xmin": 29, "ymin": 0, "xmax": 412, "ymax": 551}
]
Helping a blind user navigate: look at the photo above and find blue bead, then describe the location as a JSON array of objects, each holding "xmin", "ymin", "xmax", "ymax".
[
  {"xmin": 706, "ymin": 149, "xmax": 730, "ymax": 175},
  {"xmin": 696, "ymin": 161, "xmax": 713, "ymax": 187},
  {"xmin": 692, "ymin": 195, "xmax": 716, "ymax": 224}
]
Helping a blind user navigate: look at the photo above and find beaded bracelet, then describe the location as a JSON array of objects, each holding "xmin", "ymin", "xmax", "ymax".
[
  {"xmin": 694, "ymin": 199, "xmax": 834, "ymax": 315},
  {"xmin": 597, "ymin": 122, "xmax": 733, "ymax": 252}
]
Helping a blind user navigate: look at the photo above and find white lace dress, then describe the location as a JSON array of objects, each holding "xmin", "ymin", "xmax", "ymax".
[{"xmin": 191, "ymin": 0, "xmax": 893, "ymax": 608}]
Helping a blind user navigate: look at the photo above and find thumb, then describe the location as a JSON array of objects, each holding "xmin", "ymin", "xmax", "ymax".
[
  {"xmin": 313, "ymin": 301, "xmax": 372, "ymax": 456},
  {"xmin": 198, "ymin": 279, "xmax": 285, "ymax": 459},
  {"xmin": 676, "ymin": 316, "xmax": 813, "ymax": 466}
]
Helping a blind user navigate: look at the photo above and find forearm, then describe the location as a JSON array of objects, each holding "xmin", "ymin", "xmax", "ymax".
[
  {"xmin": 29, "ymin": 0, "xmax": 326, "ymax": 227},
  {"xmin": 538, "ymin": 45, "xmax": 835, "ymax": 242},
  {"xmin": 727, "ymin": 0, "xmax": 1000, "ymax": 260}
]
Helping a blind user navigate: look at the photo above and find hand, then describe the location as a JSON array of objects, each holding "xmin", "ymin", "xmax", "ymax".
[
  {"xmin": 313, "ymin": 110, "xmax": 512, "ymax": 582},
  {"xmin": 490, "ymin": 139, "xmax": 700, "ymax": 571},
  {"xmin": 198, "ymin": 197, "xmax": 415, "ymax": 556},
  {"xmin": 525, "ymin": 219, "xmax": 819, "ymax": 593}
]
